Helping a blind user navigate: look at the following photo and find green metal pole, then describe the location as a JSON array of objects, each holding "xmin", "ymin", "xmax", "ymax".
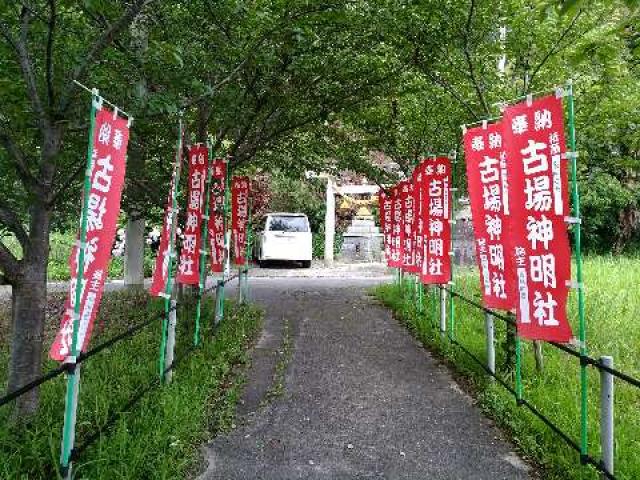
[
  {"xmin": 60, "ymin": 90, "xmax": 100, "ymax": 477},
  {"xmin": 194, "ymin": 144, "xmax": 213, "ymax": 346},
  {"xmin": 244, "ymin": 196, "xmax": 253, "ymax": 302},
  {"xmin": 159, "ymin": 118, "xmax": 183, "ymax": 379},
  {"xmin": 567, "ymin": 80, "xmax": 588, "ymax": 459},
  {"xmin": 219, "ymin": 158, "xmax": 230, "ymax": 320},
  {"xmin": 448, "ymin": 151, "xmax": 457, "ymax": 341}
]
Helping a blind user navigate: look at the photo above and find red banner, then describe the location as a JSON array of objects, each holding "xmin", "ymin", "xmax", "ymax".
[
  {"xmin": 412, "ymin": 162, "xmax": 425, "ymax": 275},
  {"xmin": 503, "ymin": 95, "xmax": 573, "ymax": 342},
  {"xmin": 176, "ymin": 145, "xmax": 208, "ymax": 285},
  {"xmin": 379, "ymin": 189, "xmax": 393, "ymax": 265},
  {"xmin": 150, "ymin": 147, "xmax": 181, "ymax": 297},
  {"xmin": 464, "ymin": 122, "xmax": 516, "ymax": 310},
  {"xmin": 208, "ymin": 159, "xmax": 226, "ymax": 273},
  {"xmin": 231, "ymin": 176, "xmax": 250, "ymax": 265},
  {"xmin": 50, "ymin": 108, "xmax": 129, "ymax": 361},
  {"xmin": 400, "ymin": 180, "xmax": 414, "ymax": 271},
  {"xmin": 420, "ymin": 157, "xmax": 451, "ymax": 284},
  {"xmin": 388, "ymin": 185, "xmax": 402, "ymax": 267}
]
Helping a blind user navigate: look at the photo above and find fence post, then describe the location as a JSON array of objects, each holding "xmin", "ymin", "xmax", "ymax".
[
  {"xmin": 237, "ymin": 269, "xmax": 243, "ymax": 304},
  {"xmin": 164, "ymin": 300, "xmax": 177, "ymax": 383},
  {"xmin": 485, "ymin": 312, "xmax": 495, "ymax": 380},
  {"xmin": 600, "ymin": 356, "xmax": 614, "ymax": 479},
  {"xmin": 215, "ymin": 280, "xmax": 224, "ymax": 324},
  {"xmin": 439, "ymin": 286, "xmax": 447, "ymax": 337}
]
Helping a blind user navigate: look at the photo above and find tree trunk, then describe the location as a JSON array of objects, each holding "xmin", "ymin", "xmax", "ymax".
[
  {"xmin": 124, "ymin": 214, "xmax": 145, "ymax": 289},
  {"xmin": 7, "ymin": 202, "xmax": 50, "ymax": 418}
]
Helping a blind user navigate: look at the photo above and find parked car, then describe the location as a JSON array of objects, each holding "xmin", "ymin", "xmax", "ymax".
[{"xmin": 255, "ymin": 213, "xmax": 312, "ymax": 268}]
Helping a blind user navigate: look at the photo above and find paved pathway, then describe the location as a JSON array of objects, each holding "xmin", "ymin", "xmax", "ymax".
[{"xmin": 198, "ymin": 276, "xmax": 532, "ymax": 480}]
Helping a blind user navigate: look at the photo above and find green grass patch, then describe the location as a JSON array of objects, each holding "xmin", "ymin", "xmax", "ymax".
[
  {"xmin": 0, "ymin": 290, "xmax": 263, "ymax": 479},
  {"xmin": 373, "ymin": 256, "xmax": 639, "ymax": 480},
  {"xmin": 2, "ymin": 231, "xmax": 156, "ymax": 281}
]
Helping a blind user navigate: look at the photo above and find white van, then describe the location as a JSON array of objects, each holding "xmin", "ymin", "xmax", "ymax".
[{"xmin": 255, "ymin": 213, "xmax": 312, "ymax": 268}]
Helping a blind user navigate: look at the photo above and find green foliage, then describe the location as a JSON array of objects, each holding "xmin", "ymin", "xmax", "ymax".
[
  {"xmin": 374, "ymin": 257, "xmax": 640, "ymax": 479},
  {"xmin": 311, "ymin": 231, "xmax": 343, "ymax": 259},
  {"xmin": 581, "ymin": 172, "xmax": 638, "ymax": 252},
  {"xmin": 0, "ymin": 291, "xmax": 263, "ymax": 479},
  {"xmin": 2, "ymin": 230, "xmax": 156, "ymax": 281},
  {"xmin": 260, "ymin": 171, "xmax": 326, "ymax": 232}
]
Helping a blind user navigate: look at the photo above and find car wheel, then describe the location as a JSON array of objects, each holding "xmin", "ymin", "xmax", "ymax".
[{"xmin": 301, "ymin": 260, "xmax": 311, "ymax": 268}]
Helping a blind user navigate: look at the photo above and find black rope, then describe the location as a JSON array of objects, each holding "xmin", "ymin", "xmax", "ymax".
[
  {"xmin": 69, "ymin": 343, "xmax": 199, "ymax": 462},
  {"xmin": 439, "ymin": 286, "xmax": 640, "ymax": 391},
  {"xmin": 412, "ymin": 283, "xmax": 621, "ymax": 479},
  {"xmin": 449, "ymin": 338, "xmax": 517, "ymax": 395},
  {"xmin": 440, "ymin": 285, "xmax": 514, "ymax": 325},
  {"xmin": 0, "ymin": 281, "xmax": 225, "ymax": 407},
  {"xmin": 0, "ymin": 364, "xmax": 67, "ymax": 408}
]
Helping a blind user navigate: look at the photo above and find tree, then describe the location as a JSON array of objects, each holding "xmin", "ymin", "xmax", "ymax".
[{"xmin": 0, "ymin": 0, "xmax": 154, "ymax": 417}]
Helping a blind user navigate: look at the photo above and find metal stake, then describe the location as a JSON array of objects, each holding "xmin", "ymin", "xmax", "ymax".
[
  {"xmin": 215, "ymin": 280, "xmax": 224, "ymax": 324},
  {"xmin": 485, "ymin": 312, "xmax": 496, "ymax": 379},
  {"xmin": 439, "ymin": 286, "xmax": 447, "ymax": 337},
  {"xmin": 164, "ymin": 300, "xmax": 177, "ymax": 383},
  {"xmin": 159, "ymin": 118, "xmax": 183, "ymax": 380},
  {"xmin": 566, "ymin": 80, "xmax": 589, "ymax": 460},
  {"xmin": 599, "ymin": 356, "xmax": 614, "ymax": 479}
]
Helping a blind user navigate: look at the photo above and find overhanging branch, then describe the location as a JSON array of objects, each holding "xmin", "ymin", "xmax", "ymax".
[{"xmin": 59, "ymin": 0, "xmax": 154, "ymax": 113}]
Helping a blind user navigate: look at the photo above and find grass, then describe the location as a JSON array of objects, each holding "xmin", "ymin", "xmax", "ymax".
[
  {"xmin": 0, "ymin": 289, "xmax": 263, "ymax": 479},
  {"xmin": 373, "ymin": 255, "xmax": 640, "ymax": 480},
  {"xmin": 2, "ymin": 231, "xmax": 156, "ymax": 281}
]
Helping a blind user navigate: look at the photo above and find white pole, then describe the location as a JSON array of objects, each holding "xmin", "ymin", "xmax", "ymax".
[
  {"xmin": 485, "ymin": 312, "xmax": 496, "ymax": 380},
  {"xmin": 124, "ymin": 216, "xmax": 145, "ymax": 289},
  {"xmin": 599, "ymin": 356, "xmax": 614, "ymax": 479},
  {"xmin": 324, "ymin": 178, "xmax": 335, "ymax": 266},
  {"xmin": 439, "ymin": 286, "xmax": 447, "ymax": 337},
  {"xmin": 164, "ymin": 300, "xmax": 177, "ymax": 383}
]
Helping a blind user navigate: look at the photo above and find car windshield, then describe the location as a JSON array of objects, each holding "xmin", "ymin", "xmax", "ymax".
[{"xmin": 268, "ymin": 216, "xmax": 309, "ymax": 232}]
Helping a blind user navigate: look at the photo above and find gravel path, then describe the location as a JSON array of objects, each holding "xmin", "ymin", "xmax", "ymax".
[{"xmin": 198, "ymin": 276, "xmax": 532, "ymax": 480}]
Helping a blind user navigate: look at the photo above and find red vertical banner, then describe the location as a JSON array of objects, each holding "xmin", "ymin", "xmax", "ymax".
[
  {"xmin": 412, "ymin": 162, "xmax": 425, "ymax": 274},
  {"xmin": 176, "ymin": 145, "xmax": 208, "ymax": 285},
  {"xmin": 421, "ymin": 157, "xmax": 452, "ymax": 284},
  {"xmin": 207, "ymin": 159, "xmax": 226, "ymax": 273},
  {"xmin": 150, "ymin": 149, "xmax": 181, "ymax": 297},
  {"xmin": 388, "ymin": 184, "xmax": 402, "ymax": 268},
  {"xmin": 232, "ymin": 176, "xmax": 250, "ymax": 266},
  {"xmin": 379, "ymin": 189, "xmax": 393, "ymax": 265},
  {"xmin": 503, "ymin": 95, "xmax": 573, "ymax": 342},
  {"xmin": 464, "ymin": 122, "xmax": 516, "ymax": 310},
  {"xmin": 400, "ymin": 180, "xmax": 414, "ymax": 271},
  {"xmin": 50, "ymin": 109, "xmax": 130, "ymax": 361}
]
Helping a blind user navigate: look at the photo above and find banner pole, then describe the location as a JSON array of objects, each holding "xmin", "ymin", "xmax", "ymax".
[
  {"xmin": 194, "ymin": 145, "xmax": 213, "ymax": 345},
  {"xmin": 448, "ymin": 150, "xmax": 457, "ymax": 341},
  {"xmin": 245, "ymin": 196, "xmax": 253, "ymax": 302},
  {"xmin": 59, "ymin": 90, "xmax": 100, "ymax": 479},
  {"xmin": 219, "ymin": 158, "xmax": 230, "ymax": 320},
  {"xmin": 567, "ymin": 80, "xmax": 588, "ymax": 460},
  {"xmin": 159, "ymin": 118, "xmax": 183, "ymax": 379}
]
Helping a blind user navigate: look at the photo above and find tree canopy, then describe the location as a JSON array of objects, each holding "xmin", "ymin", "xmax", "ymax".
[{"xmin": 1, "ymin": 0, "xmax": 639, "ymax": 416}]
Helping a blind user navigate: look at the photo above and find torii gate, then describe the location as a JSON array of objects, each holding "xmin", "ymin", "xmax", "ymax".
[{"xmin": 321, "ymin": 176, "xmax": 380, "ymax": 266}]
